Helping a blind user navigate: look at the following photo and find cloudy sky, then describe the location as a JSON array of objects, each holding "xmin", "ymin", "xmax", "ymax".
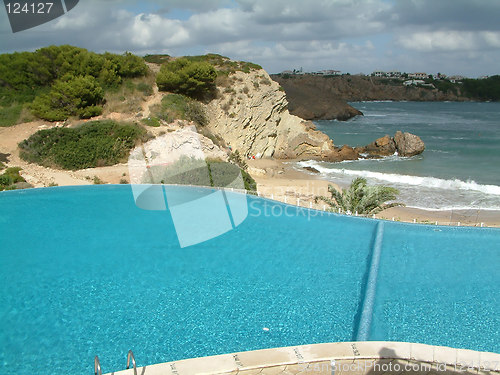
[{"xmin": 1, "ymin": 0, "xmax": 500, "ymax": 77}]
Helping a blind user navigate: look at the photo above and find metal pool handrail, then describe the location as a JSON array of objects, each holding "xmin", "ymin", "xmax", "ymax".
[
  {"xmin": 94, "ymin": 356, "xmax": 102, "ymax": 375},
  {"xmin": 127, "ymin": 350, "xmax": 137, "ymax": 375}
]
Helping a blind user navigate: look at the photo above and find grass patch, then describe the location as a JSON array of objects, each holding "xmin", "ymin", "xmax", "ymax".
[
  {"xmin": 18, "ymin": 120, "xmax": 146, "ymax": 170},
  {"xmin": 141, "ymin": 117, "xmax": 161, "ymax": 127},
  {"xmin": 104, "ymin": 75, "xmax": 155, "ymax": 114},
  {"xmin": 0, "ymin": 104, "xmax": 23, "ymax": 127},
  {"xmin": 152, "ymin": 94, "xmax": 207, "ymax": 126}
]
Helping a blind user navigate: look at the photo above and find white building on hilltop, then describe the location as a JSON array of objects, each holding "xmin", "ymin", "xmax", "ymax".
[{"xmin": 408, "ymin": 72, "xmax": 428, "ymax": 79}]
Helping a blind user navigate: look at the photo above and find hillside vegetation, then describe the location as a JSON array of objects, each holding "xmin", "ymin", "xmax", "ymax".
[
  {"xmin": 0, "ymin": 45, "xmax": 148, "ymax": 124},
  {"xmin": 462, "ymin": 75, "xmax": 500, "ymax": 101},
  {"xmin": 0, "ymin": 167, "xmax": 28, "ymax": 191},
  {"xmin": 19, "ymin": 120, "xmax": 147, "ymax": 170}
]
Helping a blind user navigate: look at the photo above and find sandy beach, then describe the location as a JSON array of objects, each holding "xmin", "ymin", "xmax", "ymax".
[
  {"xmin": 246, "ymin": 159, "xmax": 500, "ymax": 228},
  {"xmin": 2, "ymin": 121, "xmax": 499, "ymax": 228}
]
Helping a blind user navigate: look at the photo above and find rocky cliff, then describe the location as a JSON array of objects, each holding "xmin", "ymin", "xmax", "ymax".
[
  {"xmin": 271, "ymin": 74, "xmax": 468, "ymax": 121},
  {"xmin": 204, "ymin": 70, "xmax": 426, "ymax": 162},
  {"xmin": 271, "ymin": 74, "xmax": 363, "ymax": 121},
  {"xmin": 205, "ymin": 70, "xmax": 339, "ymax": 161}
]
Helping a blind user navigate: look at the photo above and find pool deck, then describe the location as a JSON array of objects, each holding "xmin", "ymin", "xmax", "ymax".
[{"xmin": 106, "ymin": 342, "xmax": 500, "ymax": 375}]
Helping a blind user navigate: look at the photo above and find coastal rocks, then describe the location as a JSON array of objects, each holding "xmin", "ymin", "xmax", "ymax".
[
  {"xmin": 303, "ymin": 166, "xmax": 320, "ymax": 174},
  {"xmin": 131, "ymin": 126, "xmax": 228, "ymax": 167},
  {"xmin": 394, "ymin": 131, "xmax": 426, "ymax": 157},
  {"xmin": 271, "ymin": 74, "xmax": 363, "ymax": 121},
  {"xmin": 361, "ymin": 135, "xmax": 397, "ymax": 156},
  {"xmin": 334, "ymin": 145, "xmax": 360, "ymax": 161},
  {"xmin": 205, "ymin": 69, "xmax": 337, "ymax": 160},
  {"xmin": 356, "ymin": 132, "xmax": 425, "ymax": 157}
]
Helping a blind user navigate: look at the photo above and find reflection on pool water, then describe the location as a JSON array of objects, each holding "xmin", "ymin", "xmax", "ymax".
[{"xmin": 0, "ymin": 185, "xmax": 499, "ymax": 374}]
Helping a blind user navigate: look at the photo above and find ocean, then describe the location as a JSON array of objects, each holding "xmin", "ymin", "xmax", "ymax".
[{"xmin": 300, "ymin": 101, "xmax": 500, "ymax": 211}]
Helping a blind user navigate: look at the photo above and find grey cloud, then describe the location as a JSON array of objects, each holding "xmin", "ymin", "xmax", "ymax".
[
  {"xmin": 0, "ymin": 0, "xmax": 499, "ymax": 76},
  {"xmin": 384, "ymin": 0, "xmax": 500, "ymax": 31}
]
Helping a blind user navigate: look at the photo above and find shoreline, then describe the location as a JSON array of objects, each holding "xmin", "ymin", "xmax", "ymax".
[
  {"xmin": 2, "ymin": 122, "xmax": 499, "ymax": 228},
  {"xmin": 246, "ymin": 159, "xmax": 500, "ymax": 228}
]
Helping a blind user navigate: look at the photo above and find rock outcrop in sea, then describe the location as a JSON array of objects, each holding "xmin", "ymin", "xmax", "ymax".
[{"xmin": 356, "ymin": 131, "xmax": 425, "ymax": 157}]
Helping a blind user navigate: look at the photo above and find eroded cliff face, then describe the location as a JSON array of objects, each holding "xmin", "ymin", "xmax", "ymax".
[
  {"xmin": 271, "ymin": 74, "xmax": 363, "ymax": 121},
  {"xmin": 271, "ymin": 74, "xmax": 468, "ymax": 122},
  {"xmin": 205, "ymin": 69, "xmax": 337, "ymax": 160}
]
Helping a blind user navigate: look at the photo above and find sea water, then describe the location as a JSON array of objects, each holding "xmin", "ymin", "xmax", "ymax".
[{"xmin": 306, "ymin": 102, "xmax": 500, "ymax": 210}]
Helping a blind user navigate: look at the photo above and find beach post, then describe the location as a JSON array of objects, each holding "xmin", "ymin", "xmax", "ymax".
[
  {"xmin": 309, "ymin": 201, "xmax": 312, "ymax": 208},
  {"xmin": 413, "ymin": 218, "xmax": 416, "ymax": 223},
  {"xmin": 297, "ymin": 198, "xmax": 300, "ymax": 206},
  {"xmin": 458, "ymin": 222, "xmax": 461, "ymax": 226},
  {"xmin": 323, "ymin": 205, "xmax": 326, "ymax": 211},
  {"xmin": 271, "ymin": 193, "xmax": 274, "ymax": 200},
  {"xmin": 481, "ymin": 222, "xmax": 484, "ymax": 227},
  {"xmin": 392, "ymin": 217, "xmax": 395, "ymax": 221},
  {"xmin": 284, "ymin": 196, "xmax": 287, "ymax": 204},
  {"xmin": 435, "ymin": 221, "xmax": 438, "ymax": 225}
]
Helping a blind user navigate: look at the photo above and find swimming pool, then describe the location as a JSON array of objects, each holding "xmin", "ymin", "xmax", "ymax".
[{"xmin": 1, "ymin": 185, "xmax": 499, "ymax": 374}]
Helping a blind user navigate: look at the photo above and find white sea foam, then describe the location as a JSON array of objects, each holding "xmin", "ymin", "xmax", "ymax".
[
  {"xmin": 297, "ymin": 161, "xmax": 500, "ymax": 196},
  {"xmin": 406, "ymin": 205, "xmax": 500, "ymax": 211}
]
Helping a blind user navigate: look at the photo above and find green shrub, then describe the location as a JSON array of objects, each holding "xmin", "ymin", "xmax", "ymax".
[
  {"xmin": 31, "ymin": 75, "xmax": 104, "ymax": 121},
  {"xmin": 141, "ymin": 156, "xmax": 257, "ymax": 192},
  {"xmin": 93, "ymin": 176, "xmax": 104, "ymax": 184},
  {"xmin": 156, "ymin": 58, "xmax": 217, "ymax": 98},
  {"xmin": 143, "ymin": 54, "xmax": 171, "ymax": 64},
  {"xmin": 228, "ymin": 150, "xmax": 248, "ymax": 170},
  {"xmin": 0, "ymin": 167, "xmax": 26, "ymax": 191},
  {"xmin": 185, "ymin": 101, "xmax": 208, "ymax": 126},
  {"xmin": 18, "ymin": 120, "xmax": 145, "ymax": 170},
  {"xmin": 432, "ymin": 79, "xmax": 459, "ymax": 95},
  {"xmin": 0, "ymin": 46, "xmax": 148, "ymax": 104},
  {"xmin": 241, "ymin": 169, "xmax": 257, "ymax": 192}
]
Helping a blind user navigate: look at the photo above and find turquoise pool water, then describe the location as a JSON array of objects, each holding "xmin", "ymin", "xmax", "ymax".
[{"xmin": 1, "ymin": 185, "xmax": 499, "ymax": 374}]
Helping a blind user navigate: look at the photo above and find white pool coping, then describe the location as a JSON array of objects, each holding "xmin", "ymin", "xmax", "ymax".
[{"xmin": 106, "ymin": 342, "xmax": 500, "ymax": 374}]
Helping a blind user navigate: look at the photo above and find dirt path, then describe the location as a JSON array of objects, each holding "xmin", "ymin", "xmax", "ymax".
[{"xmin": 141, "ymin": 82, "xmax": 163, "ymax": 118}]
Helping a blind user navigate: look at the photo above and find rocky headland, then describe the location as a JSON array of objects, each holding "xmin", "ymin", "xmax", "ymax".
[
  {"xmin": 270, "ymin": 74, "xmax": 469, "ymax": 121},
  {"xmin": 204, "ymin": 69, "xmax": 425, "ymax": 162}
]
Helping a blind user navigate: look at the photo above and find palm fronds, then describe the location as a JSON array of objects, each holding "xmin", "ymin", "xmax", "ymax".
[{"xmin": 315, "ymin": 177, "xmax": 405, "ymax": 215}]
